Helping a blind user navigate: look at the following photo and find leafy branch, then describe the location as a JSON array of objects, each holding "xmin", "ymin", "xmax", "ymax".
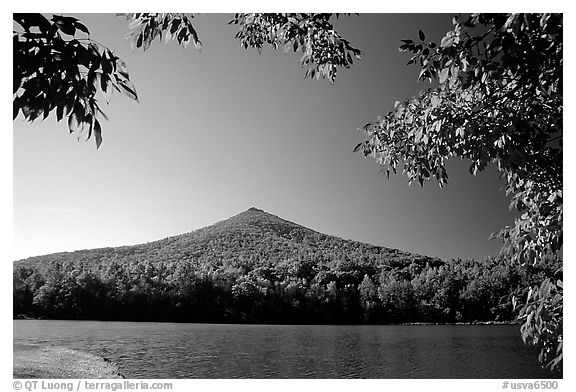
[
  {"xmin": 13, "ymin": 13, "xmax": 139, "ymax": 148},
  {"xmin": 356, "ymin": 13, "xmax": 563, "ymax": 371}
]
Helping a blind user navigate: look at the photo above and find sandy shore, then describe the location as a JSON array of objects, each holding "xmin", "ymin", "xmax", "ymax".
[{"xmin": 13, "ymin": 345, "xmax": 124, "ymax": 379}]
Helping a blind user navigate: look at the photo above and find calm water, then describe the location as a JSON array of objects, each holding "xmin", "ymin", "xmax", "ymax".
[{"xmin": 13, "ymin": 320, "xmax": 561, "ymax": 378}]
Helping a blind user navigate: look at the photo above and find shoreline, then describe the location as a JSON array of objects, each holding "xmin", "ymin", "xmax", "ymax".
[
  {"xmin": 398, "ymin": 320, "xmax": 520, "ymax": 325},
  {"xmin": 14, "ymin": 317, "xmax": 520, "ymax": 326},
  {"xmin": 13, "ymin": 345, "xmax": 124, "ymax": 379}
]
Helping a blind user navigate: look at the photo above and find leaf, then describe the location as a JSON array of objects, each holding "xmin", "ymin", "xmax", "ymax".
[
  {"xmin": 97, "ymin": 107, "xmax": 109, "ymax": 122},
  {"xmin": 449, "ymin": 66, "xmax": 459, "ymax": 86},
  {"xmin": 419, "ymin": 30, "xmax": 425, "ymax": 41},
  {"xmin": 439, "ymin": 68, "xmax": 450, "ymax": 84},
  {"xmin": 68, "ymin": 112, "xmax": 79, "ymax": 133},
  {"xmin": 52, "ymin": 15, "xmax": 77, "ymax": 36},
  {"xmin": 116, "ymin": 60, "xmax": 131, "ymax": 80},
  {"xmin": 118, "ymin": 81, "xmax": 138, "ymax": 101},
  {"xmin": 170, "ymin": 19, "xmax": 181, "ymax": 34},
  {"xmin": 13, "ymin": 98, "xmax": 20, "ymax": 120},
  {"xmin": 94, "ymin": 119, "xmax": 102, "ymax": 149},
  {"xmin": 56, "ymin": 104, "xmax": 64, "ymax": 122},
  {"xmin": 100, "ymin": 73, "xmax": 108, "ymax": 93},
  {"xmin": 75, "ymin": 22, "xmax": 90, "ymax": 35},
  {"xmin": 85, "ymin": 113, "xmax": 94, "ymax": 139},
  {"xmin": 441, "ymin": 35, "xmax": 454, "ymax": 48},
  {"xmin": 177, "ymin": 28, "xmax": 186, "ymax": 44},
  {"xmin": 418, "ymin": 68, "xmax": 428, "ymax": 81}
]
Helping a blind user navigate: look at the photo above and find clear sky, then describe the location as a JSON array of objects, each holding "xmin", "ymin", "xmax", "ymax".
[{"xmin": 12, "ymin": 13, "xmax": 522, "ymax": 261}]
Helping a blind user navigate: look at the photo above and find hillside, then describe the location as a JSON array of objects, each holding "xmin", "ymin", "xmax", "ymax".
[
  {"xmin": 13, "ymin": 207, "xmax": 556, "ymax": 324},
  {"xmin": 15, "ymin": 207, "xmax": 435, "ymax": 271}
]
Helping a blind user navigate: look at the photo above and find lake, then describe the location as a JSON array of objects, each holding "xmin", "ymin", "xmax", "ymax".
[{"xmin": 13, "ymin": 320, "xmax": 561, "ymax": 379}]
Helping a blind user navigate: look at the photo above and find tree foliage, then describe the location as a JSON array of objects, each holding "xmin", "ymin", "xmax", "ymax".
[
  {"xmin": 14, "ymin": 13, "xmax": 360, "ymax": 146},
  {"xmin": 120, "ymin": 13, "xmax": 361, "ymax": 83},
  {"xmin": 13, "ymin": 13, "xmax": 139, "ymax": 148},
  {"xmin": 228, "ymin": 13, "xmax": 362, "ymax": 82},
  {"xmin": 119, "ymin": 13, "xmax": 202, "ymax": 51},
  {"xmin": 355, "ymin": 13, "xmax": 562, "ymax": 371}
]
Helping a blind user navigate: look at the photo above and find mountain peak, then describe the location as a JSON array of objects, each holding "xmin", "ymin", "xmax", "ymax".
[
  {"xmin": 236, "ymin": 206, "xmax": 277, "ymax": 219},
  {"xmin": 247, "ymin": 207, "xmax": 263, "ymax": 212},
  {"xmin": 221, "ymin": 207, "xmax": 314, "ymax": 237}
]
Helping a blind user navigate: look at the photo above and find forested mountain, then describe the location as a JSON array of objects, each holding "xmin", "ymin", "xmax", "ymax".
[{"xmin": 13, "ymin": 207, "xmax": 557, "ymax": 324}]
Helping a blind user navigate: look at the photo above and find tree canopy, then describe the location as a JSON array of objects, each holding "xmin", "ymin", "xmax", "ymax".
[
  {"xmin": 355, "ymin": 13, "xmax": 562, "ymax": 371},
  {"xmin": 13, "ymin": 13, "xmax": 361, "ymax": 147},
  {"xmin": 13, "ymin": 12, "xmax": 562, "ymax": 371},
  {"xmin": 13, "ymin": 13, "xmax": 138, "ymax": 148}
]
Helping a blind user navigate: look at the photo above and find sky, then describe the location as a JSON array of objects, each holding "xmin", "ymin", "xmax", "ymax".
[{"xmin": 10, "ymin": 12, "xmax": 534, "ymax": 262}]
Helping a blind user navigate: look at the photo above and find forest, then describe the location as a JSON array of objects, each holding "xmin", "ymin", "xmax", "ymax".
[{"xmin": 13, "ymin": 208, "xmax": 558, "ymax": 324}]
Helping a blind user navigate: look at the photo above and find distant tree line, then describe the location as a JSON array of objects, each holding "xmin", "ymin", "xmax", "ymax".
[{"xmin": 14, "ymin": 253, "xmax": 556, "ymax": 324}]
